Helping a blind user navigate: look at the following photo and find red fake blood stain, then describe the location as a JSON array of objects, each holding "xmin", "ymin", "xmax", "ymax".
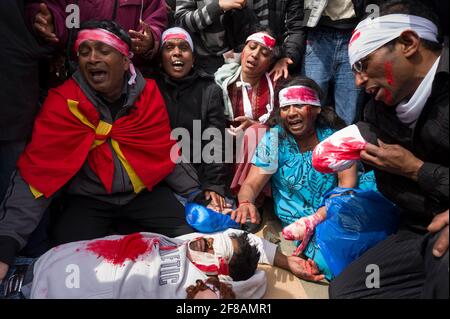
[
  {"xmin": 350, "ymin": 31, "xmax": 361, "ymax": 46},
  {"xmin": 304, "ymin": 105, "xmax": 312, "ymax": 119},
  {"xmin": 262, "ymin": 35, "xmax": 276, "ymax": 48},
  {"xmin": 384, "ymin": 62, "xmax": 395, "ymax": 86},
  {"xmin": 285, "ymin": 88, "xmax": 318, "ymax": 104},
  {"xmin": 86, "ymin": 233, "xmax": 153, "ymax": 265},
  {"xmin": 312, "ymin": 137, "xmax": 366, "ymax": 173},
  {"xmin": 384, "ymin": 89, "xmax": 394, "ymax": 105}
]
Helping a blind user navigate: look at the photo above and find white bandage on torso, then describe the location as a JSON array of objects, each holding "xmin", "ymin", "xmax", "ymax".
[{"xmin": 348, "ymin": 14, "xmax": 439, "ymax": 66}]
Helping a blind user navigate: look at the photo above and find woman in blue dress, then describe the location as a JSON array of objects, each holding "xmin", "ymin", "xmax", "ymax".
[{"xmin": 232, "ymin": 76, "xmax": 376, "ymax": 280}]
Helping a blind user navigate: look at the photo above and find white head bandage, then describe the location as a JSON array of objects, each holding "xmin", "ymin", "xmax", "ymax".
[
  {"xmin": 161, "ymin": 27, "xmax": 194, "ymax": 52},
  {"xmin": 188, "ymin": 234, "xmax": 234, "ymax": 276},
  {"xmin": 349, "ymin": 14, "xmax": 439, "ymax": 67},
  {"xmin": 279, "ymin": 86, "xmax": 321, "ymax": 108},
  {"xmin": 246, "ymin": 32, "xmax": 276, "ymax": 50}
]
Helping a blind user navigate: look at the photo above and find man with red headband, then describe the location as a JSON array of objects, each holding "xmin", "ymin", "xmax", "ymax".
[{"xmin": 0, "ymin": 20, "xmax": 203, "ymax": 282}]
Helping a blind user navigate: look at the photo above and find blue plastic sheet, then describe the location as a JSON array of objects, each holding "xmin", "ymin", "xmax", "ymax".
[
  {"xmin": 315, "ymin": 188, "xmax": 399, "ymax": 278},
  {"xmin": 185, "ymin": 203, "xmax": 240, "ymax": 233}
]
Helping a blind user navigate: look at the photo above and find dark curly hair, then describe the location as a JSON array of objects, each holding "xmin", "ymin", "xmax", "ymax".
[
  {"xmin": 228, "ymin": 232, "xmax": 260, "ymax": 282},
  {"xmin": 186, "ymin": 277, "xmax": 236, "ymax": 299}
]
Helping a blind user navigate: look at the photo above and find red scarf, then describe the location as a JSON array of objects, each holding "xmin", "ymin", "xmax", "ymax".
[{"xmin": 18, "ymin": 78, "xmax": 177, "ymax": 198}]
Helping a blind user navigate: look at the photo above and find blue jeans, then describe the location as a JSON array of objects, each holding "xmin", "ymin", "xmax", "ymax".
[
  {"xmin": 0, "ymin": 139, "xmax": 26, "ymax": 203},
  {"xmin": 302, "ymin": 28, "xmax": 361, "ymax": 125},
  {"xmin": 0, "ymin": 257, "xmax": 35, "ymax": 299}
]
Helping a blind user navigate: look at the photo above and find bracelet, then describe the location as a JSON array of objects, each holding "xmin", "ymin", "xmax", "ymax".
[{"xmin": 238, "ymin": 200, "xmax": 253, "ymax": 207}]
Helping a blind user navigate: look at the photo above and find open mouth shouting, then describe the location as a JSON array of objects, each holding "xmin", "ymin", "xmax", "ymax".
[
  {"xmin": 172, "ymin": 60, "xmax": 185, "ymax": 72},
  {"xmin": 287, "ymin": 117, "xmax": 305, "ymax": 131},
  {"xmin": 87, "ymin": 68, "xmax": 108, "ymax": 84}
]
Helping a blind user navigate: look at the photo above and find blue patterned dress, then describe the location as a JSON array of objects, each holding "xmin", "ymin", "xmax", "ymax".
[{"xmin": 253, "ymin": 124, "xmax": 376, "ymax": 279}]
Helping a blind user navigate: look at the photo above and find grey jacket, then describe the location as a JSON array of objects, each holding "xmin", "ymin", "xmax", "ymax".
[{"xmin": 0, "ymin": 70, "xmax": 202, "ymax": 265}]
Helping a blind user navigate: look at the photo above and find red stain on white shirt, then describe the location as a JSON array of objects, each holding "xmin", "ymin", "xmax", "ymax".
[{"xmin": 85, "ymin": 233, "xmax": 155, "ymax": 265}]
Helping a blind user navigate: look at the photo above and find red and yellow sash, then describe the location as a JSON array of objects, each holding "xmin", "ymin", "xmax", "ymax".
[{"xmin": 18, "ymin": 78, "xmax": 177, "ymax": 198}]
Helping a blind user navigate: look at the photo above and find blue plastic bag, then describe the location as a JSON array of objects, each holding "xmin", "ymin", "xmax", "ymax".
[
  {"xmin": 315, "ymin": 188, "xmax": 399, "ymax": 278},
  {"xmin": 185, "ymin": 203, "xmax": 240, "ymax": 233}
]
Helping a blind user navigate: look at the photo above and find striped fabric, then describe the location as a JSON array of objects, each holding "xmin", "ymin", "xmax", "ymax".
[
  {"xmin": 251, "ymin": 0, "xmax": 269, "ymax": 26},
  {"xmin": 175, "ymin": 0, "xmax": 269, "ymax": 57}
]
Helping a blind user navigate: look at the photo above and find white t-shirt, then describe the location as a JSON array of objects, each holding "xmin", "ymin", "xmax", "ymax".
[{"xmin": 30, "ymin": 229, "xmax": 277, "ymax": 299}]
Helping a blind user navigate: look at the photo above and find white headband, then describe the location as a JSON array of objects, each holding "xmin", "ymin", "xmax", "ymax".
[
  {"xmin": 349, "ymin": 14, "xmax": 439, "ymax": 67},
  {"xmin": 161, "ymin": 27, "xmax": 194, "ymax": 52},
  {"xmin": 246, "ymin": 32, "xmax": 276, "ymax": 50},
  {"xmin": 279, "ymin": 85, "xmax": 321, "ymax": 108}
]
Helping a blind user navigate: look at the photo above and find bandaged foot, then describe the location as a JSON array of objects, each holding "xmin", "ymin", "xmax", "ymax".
[{"xmin": 282, "ymin": 213, "xmax": 325, "ymax": 256}]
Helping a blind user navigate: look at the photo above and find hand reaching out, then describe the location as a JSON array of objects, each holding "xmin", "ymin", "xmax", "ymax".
[
  {"xmin": 33, "ymin": 3, "xmax": 58, "ymax": 43},
  {"xmin": 287, "ymin": 256, "xmax": 325, "ymax": 282},
  {"xmin": 129, "ymin": 20, "xmax": 154, "ymax": 55},
  {"xmin": 269, "ymin": 57, "xmax": 293, "ymax": 83}
]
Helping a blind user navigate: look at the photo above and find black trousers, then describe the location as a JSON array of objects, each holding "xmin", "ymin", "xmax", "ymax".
[
  {"xmin": 52, "ymin": 185, "xmax": 194, "ymax": 245},
  {"xmin": 329, "ymin": 229, "xmax": 449, "ymax": 299}
]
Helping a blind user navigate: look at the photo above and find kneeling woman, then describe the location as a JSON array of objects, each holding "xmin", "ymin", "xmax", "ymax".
[
  {"xmin": 233, "ymin": 77, "xmax": 376, "ymax": 279},
  {"xmin": 154, "ymin": 28, "xmax": 228, "ymax": 211}
]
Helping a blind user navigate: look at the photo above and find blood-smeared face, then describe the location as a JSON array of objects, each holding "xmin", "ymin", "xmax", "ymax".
[
  {"xmin": 189, "ymin": 237, "xmax": 215, "ymax": 254},
  {"xmin": 353, "ymin": 45, "xmax": 416, "ymax": 106},
  {"xmin": 187, "ymin": 235, "xmax": 238, "ymax": 276},
  {"xmin": 280, "ymin": 104, "xmax": 321, "ymax": 138}
]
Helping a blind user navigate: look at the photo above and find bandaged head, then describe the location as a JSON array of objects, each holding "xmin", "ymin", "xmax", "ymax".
[
  {"xmin": 279, "ymin": 85, "xmax": 322, "ymax": 108},
  {"xmin": 74, "ymin": 27, "xmax": 137, "ymax": 85},
  {"xmin": 161, "ymin": 27, "xmax": 194, "ymax": 52},
  {"xmin": 187, "ymin": 234, "xmax": 234, "ymax": 276},
  {"xmin": 349, "ymin": 14, "xmax": 439, "ymax": 68},
  {"xmin": 246, "ymin": 32, "xmax": 276, "ymax": 50}
]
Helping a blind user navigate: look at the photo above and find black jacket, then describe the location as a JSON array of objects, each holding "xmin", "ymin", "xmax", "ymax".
[
  {"xmin": 0, "ymin": 0, "xmax": 46, "ymax": 140},
  {"xmin": 223, "ymin": 0, "xmax": 306, "ymax": 69},
  {"xmin": 356, "ymin": 42, "xmax": 449, "ymax": 233},
  {"xmin": 155, "ymin": 70, "xmax": 227, "ymax": 197},
  {"xmin": 268, "ymin": 0, "xmax": 306, "ymax": 68}
]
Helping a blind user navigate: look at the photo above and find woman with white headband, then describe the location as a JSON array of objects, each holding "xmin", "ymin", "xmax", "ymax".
[
  {"xmin": 233, "ymin": 76, "xmax": 377, "ymax": 280},
  {"xmin": 214, "ymin": 27, "xmax": 279, "ymax": 224},
  {"xmin": 154, "ymin": 27, "xmax": 228, "ymax": 212}
]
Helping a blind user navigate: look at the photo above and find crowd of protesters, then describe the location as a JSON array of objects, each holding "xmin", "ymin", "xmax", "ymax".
[{"xmin": 0, "ymin": 0, "xmax": 447, "ymax": 299}]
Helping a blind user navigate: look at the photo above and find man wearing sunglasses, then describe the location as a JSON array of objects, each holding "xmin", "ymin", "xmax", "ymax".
[{"xmin": 329, "ymin": 0, "xmax": 448, "ymax": 299}]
